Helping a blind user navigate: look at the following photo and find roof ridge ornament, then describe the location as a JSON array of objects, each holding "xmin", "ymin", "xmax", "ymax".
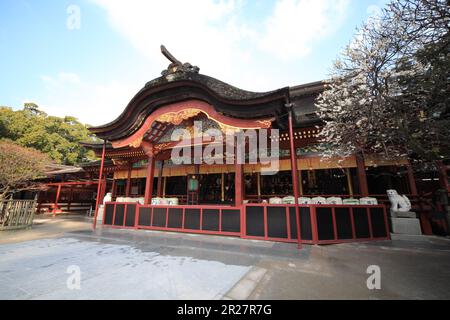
[{"xmin": 160, "ymin": 45, "xmax": 200, "ymax": 76}]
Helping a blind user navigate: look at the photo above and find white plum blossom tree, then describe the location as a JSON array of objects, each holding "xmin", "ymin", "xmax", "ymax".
[{"xmin": 316, "ymin": 0, "xmax": 449, "ymax": 165}]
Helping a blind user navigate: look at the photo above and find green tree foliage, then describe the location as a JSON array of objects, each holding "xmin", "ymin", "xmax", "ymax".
[
  {"xmin": 0, "ymin": 104, "xmax": 98, "ymax": 165},
  {"xmin": 0, "ymin": 141, "xmax": 50, "ymax": 200}
]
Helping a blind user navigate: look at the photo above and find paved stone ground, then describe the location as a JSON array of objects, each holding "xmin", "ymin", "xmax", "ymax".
[
  {"xmin": 1, "ymin": 215, "xmax": 450, "ymax": 299},
  {"xmin": 0, "ymin": 215, "xmax": 91, "ymax": 245}
]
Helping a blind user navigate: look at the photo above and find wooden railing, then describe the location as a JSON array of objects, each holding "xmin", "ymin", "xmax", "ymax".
[
  {"xmin": 0, "ymin": 199, "xmax": 36, "ymax": 230},
  {"xmin": 243, "ymin": 203, "xmax": 390, "ymax": 244},
  {"xmin": 245, "ymin": 193, "xmax": 433, "ymax": 213},
  {"xmin": 36, "ymin": 202, "xmax": 93, "ymax": 213},
  {"xmin": 101, "ymin": 201, "xmax": 390, "ymax": 245},
  {"xmin": 111, "ymin": 194, "xmax": 188, "ymax": 204},
  {"xmin": 102, "ymin": 202, "xmax": 241, "ymax": 237}
]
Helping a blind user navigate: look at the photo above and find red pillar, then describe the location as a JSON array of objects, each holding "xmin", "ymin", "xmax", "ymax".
[
  {"xmin": 287, "ymin": 104, "xmax": 301, "ymax": 248},
  {"xmin": 99, "ymin": 176, "xmax": 107, "ymax": 206},
  {"xmin": 437, "ymin": 161, "xmax": 449, "ymax": 191},
  {"xmin": 93, "ymin": 141, "xmax": 106, "ymax": 229},
  {"xmin": 52, "ymin": 184, "xmax": 62, "ymax": 215},
  {"xmin": 36, "ymin": 191, "xmax": 43, "ymax": 214},
  {"xmin": 235, "ymin": 135, "xmax": 243, "ymax": 206},
  {"xmin": 67, "ymin": 187, "xmax": 74, "ymax": 211},
  {"xmin": 356, "ymin": 153, "xmax": 369, "ymax": 196},
  {"xmin": 111, "ymin": 179, "xmax": 117, "ymax": 199},
  {"xmin": 235, "ymin": 163, "xmax": 243, "ymax": 206},
  {"xmin": 157, "ymin": 161, "xmax": 164, "ymax": 197},
  {"xmin": 125, "ymin": 161, "xmax": 132, "ymax": 197},
  {"xmin": 406, "ymin": 162, "xmax": 418, "ymax": 196},
  {"xmin": 287, "ymin": 110, "xmax": 300, "ymax": 203},
  {"xmin": 144, "ymin": 156, "xmax": 156, "ymax": 205}
]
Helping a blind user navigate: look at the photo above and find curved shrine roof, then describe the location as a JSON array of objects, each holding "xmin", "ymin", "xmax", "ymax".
[
  {"xmin": 88, "ymin": 47, "xmax": 325, "ymax": 141},
  {"xmin": 89, "ymin": 70, "xmax": 290, "ymax": 141}
]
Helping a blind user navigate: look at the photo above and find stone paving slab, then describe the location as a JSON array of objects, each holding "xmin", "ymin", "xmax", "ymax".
[
  {"xmin": 0, "ymin": 237, "xmax": 250, "ymax": 300},
  {"xmin": 2, "ymin": 216, "xmax": 450, "ymax": 300}
]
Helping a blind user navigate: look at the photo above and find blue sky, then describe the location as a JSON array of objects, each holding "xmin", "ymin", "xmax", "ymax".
[{"xmin": 0, "ymin": 0, "xmax": 388, "ymax": 125}]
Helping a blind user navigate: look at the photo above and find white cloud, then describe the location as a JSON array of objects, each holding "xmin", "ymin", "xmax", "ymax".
[
  {"xmin": 31, "ymin": 1, "xmax": 351, "ymax": 127},
  {"xmin": 92, "ymin": 0, "xmax": 241, "ymax": 72},
  {"xmin": 35, "ymin": 72, "xmax": 138, "ymax": 126},
  {"xmin": 41, "ymin": 72, "xmax": 80, "ymax": 87},
  {"xmin": 259, "ymin": 0, "xmax": 349, "ymax": 60},
  {"xmin": 92, "ymin": 0, "xmax": 349, "ymax": 87}
]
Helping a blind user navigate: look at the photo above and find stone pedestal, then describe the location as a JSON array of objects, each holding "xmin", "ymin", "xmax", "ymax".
[
  {"xmin": 96, "ymin": 205, "xmax": 104, "ymax": 223},
  {"xmin": 390, "ymin": 217, "xmax": 422, "ymax": 235},
  {"xmin": 390, "ymin": 211, "xmax": 416, "ymax": 218},
  {"xmin": 389, "ymin": 233, "xmax": 427, "ymax": 241}
]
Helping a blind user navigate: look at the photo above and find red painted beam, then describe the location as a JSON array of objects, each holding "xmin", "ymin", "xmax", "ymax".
[
  {"xmin": 93, "ymin": 142, "xmax": 106, "ymax": 229},
  {"xmin": 45, "ymin": 181, "xmax": 98, "ymax": 186},
  {"xmin": 112, "ymin": 100, "xmax": 273, "ymax": 149}
]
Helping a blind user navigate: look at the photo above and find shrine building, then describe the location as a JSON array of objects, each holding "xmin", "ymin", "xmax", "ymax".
[{"xmin": 73, "ymin": 47, "xmax": 449, "ymax": 244}]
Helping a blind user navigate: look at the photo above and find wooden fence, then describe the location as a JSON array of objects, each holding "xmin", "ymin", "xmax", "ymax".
[
  {"xmin": 0, "ymin": 199, "xmax": 37, "ymax": 230},
  {"xmin": 102, "ymin": 201, "xmax": 390, "ymax": 245}
]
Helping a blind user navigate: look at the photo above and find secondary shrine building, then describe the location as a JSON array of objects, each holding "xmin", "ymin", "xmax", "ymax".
[{"xmin": 82, "ymin": 51, "xmax": 449, "ymax": 245}]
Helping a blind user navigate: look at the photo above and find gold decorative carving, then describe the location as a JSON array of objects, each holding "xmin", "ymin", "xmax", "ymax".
[
  {"xmin": 217, "ymin": 122, "xmax": 242, "ymax": 134},
  {"xmin": 111, "ymin": 159, "xmax": 129, "ymax": 166},
  {"xmin": 256, "ymin": 119, "xmax": 273, "ymax": 128},
  {"xmin": 156, "ymin": 109, "xmax": 202, "ymax": 125},
  {"xmin": 129, "ymin": 136, "xmax": 143, "ymax": 148},
  {"xmin": 154, "ymin": 142, "xmax": 172, "ymax": 153}
]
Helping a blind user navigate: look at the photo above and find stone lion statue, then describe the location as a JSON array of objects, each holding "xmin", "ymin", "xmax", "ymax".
[
  {"xmin": 387, "ymin": 189, "xmax": 411, "ymax": 213},
  {"xmin": 103, "ymin": 192, "xmax": 112, "ymax": 204}
]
